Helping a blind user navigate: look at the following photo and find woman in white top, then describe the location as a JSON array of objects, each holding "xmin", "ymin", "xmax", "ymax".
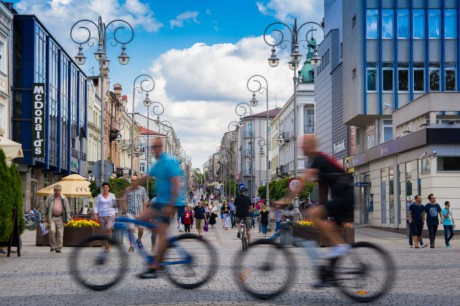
[{"xmin": 94, "ymin": 182, "xmax": 118, "ymax": 251}]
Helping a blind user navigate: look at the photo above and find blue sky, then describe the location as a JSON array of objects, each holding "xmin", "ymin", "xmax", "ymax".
[{"xmin": 11, "ymin": 0, "xmax": 324, "ymax": 169}]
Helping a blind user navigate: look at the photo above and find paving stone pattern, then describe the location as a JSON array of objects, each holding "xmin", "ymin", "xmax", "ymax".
[{"xmin": 1, "ymin": 203, "xmax": 459, "ymax": 306}]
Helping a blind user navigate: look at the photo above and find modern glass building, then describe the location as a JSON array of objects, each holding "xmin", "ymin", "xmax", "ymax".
[{"xmin": 12, "ymin": 15, "xmax": 87, "ymax": 209}]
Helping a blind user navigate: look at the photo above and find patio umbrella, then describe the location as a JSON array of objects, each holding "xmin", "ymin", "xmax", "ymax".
[
  {"xmin": 0, "ymin": 137, "xmax": 23, "ymax": 163},
  {"xmin": 36, "ymin": 174, "xmax": 91, "ymax": 197}
]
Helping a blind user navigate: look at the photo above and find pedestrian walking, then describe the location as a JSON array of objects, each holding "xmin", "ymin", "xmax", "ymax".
[
  {"xmin": 260, "ymin": 206, "xmax": 269, "ymax": 236},
  {"xmin": 43, "ymin": 185, "xmax": 71, "ymax": 253},
  {"xmin": 194, "ymin": 201, "xmax": 207, "ymax": 236},
  {"xmin": 274, "ymin": 206, "xmax": 283, "ymax": 232},
  {"xmin": 408, "ymin": 195, "xmax": 427, "ymax": 249},
  {"xmin": 407, "ymin": 198, "xmax": 426, "ymax": 248},
  {"xmin": 221, "ymin": 202, "xmax": 230, "ymax": 230},
  {"xmin": 425, "ymin": 194, "xmax": 443, "ymax": 248},
  {"xmin": 209, "ymin": 202, "xmax": 217, "ymax": 228},
  {"xmin": 125, "ymin": 175, "xmax": 149, "ymax": 253},
  {"xmin": 182, "ymin": 206, "xmax": 193, "ymax": 233},
  {"xmin": 229, "ymin": 198, "xmax": 236, "ymax": 228},
  {"xmin": 94, "ymin": 182, "xmax": 118, "ymax": 252},
  {"xmin": 442, "ymin": 201, "xmax": 455, "ymax": 248}
]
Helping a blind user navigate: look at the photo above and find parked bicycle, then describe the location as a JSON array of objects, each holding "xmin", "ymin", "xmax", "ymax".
[
  {"xmin": 24, "ymin": 214, "xmax": 38, "ymax": 231},
  {"xmin": 69, "ymin": 216, "xmax": 218, "ymax": 291},
  {"xmin": 233, "ymin": 221, "xmax": 395, "ymax": 303}
]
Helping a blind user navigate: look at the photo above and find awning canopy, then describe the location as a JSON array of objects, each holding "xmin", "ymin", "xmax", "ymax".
[
  {"xmin": 0, "ymin": 137, "xmax": 23, "ymax": 163},
  {"xmin": 36, "ymin": 174, "xmax": 91, "ymax": 197}
]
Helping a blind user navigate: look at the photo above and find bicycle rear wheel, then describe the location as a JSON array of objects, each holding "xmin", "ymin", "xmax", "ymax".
[
  {"xmin": 242, "ymin": 232, "xmax": 248, "ymax": 251},
  {"xmin": 163, "ymin": 234, "xmax": 218, "ymax": 289},
  {"xmin": 69, "ymin": 235, "xmax": 127, "ymax": 291},
  {"xmin": 234, "ymin": 239, "xmax": 296, "ymax": 300},
  {"xmin": 334, "ymin": 241, "xmax": 395, "ymax": 303}
]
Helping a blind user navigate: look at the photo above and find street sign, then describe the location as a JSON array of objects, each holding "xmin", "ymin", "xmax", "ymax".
[
  {"xmin": 355, "ymin": 182, "xmax": 371, "ymax": 187},
  {"xmin": 288, "ymin": 178, "xmax": 303, "ymax": 194},
  {"xmin": 238, "ymin": 183, "xmax": 246, "ymax": 190}
]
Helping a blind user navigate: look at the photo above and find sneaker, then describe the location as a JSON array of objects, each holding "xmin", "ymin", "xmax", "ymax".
[
  {"xmin": 420, "ymin": 244, "xmax": 428, "ymax": 248},
  {"xmin": 446, "ymin": 243, "xmax": 451, "ymax": 248},
  {"xmin": 136, "ymin": 240, "xmax": 144, "ymax": 250},
  {"xmin": 55, "ymin": 249, "xmax": 62, "ymax": 253},
  {"xmin": 50, "ymin": 248, "xmax": 55, "ymax": 252},
  {"xmin": 138, "ymin": 268, "xmax": 158, "ymax": 279},
  {"xmin": 323, "ymin": 244, "xmax": 351, "ymax": 259}
]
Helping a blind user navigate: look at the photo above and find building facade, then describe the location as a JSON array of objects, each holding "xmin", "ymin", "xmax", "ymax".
[
  {"xmin": 86, "ymin": 78, "xmax": 101, "ymax": 178},
  {"xmin": 341, "ymin": 0, "xmax": 460, "ymax": 228},
  {"xmin": 12, "ymin": 15, "xmax": 88, "ymax": 210},
  {"xmin": 0, "ymin": 3, "xmax": 13, "ymax": 139}
]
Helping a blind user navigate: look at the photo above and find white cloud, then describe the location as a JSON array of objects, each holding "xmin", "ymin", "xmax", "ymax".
[
  {"xmin": 256, "ymin": 0, "xmax": 323, "ymax": 24},
  {"xmin": 170, "ymin": 11, "xmax": 200, "ymax": 29},
  {"xmin": 133, "ymin": 36, "xmax": 296, "ymax": 168}
]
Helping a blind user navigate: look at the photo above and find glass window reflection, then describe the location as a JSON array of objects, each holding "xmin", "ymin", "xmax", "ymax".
[
  {"xmin": 429, "ymin": 9, "xmax": 441, "ymax": 38},
  {"xmin": 445, "ymin": 9, "xmax": 457, "ymax": 39},
  {"xmin": 367, "ymin": 9, "xmax": 378, "ymax": 39},
  {"xmin": 413, "ymin": 9, "xmax": 425, "ymax": 39},
  {"xmin": 382, "ymin": 9, "xmax": 394, "ymax": 39},
  {"xmin": 397, "ymin": 9, "xmax": 409, "ymax": 38}
]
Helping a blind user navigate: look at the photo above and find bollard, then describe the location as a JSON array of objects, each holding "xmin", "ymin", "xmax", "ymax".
[{"xmin": 279, "ymin": 221, "xmax": 293, "ymax": 246}]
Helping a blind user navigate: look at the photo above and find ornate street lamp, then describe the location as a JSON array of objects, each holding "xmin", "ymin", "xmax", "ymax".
[
  {"xmin": 263, "ymin": 19, "xmax": 325, "ymax": 220},
  {"xmin": 70, "ymin": 17, "xmax": 134, "ymax": 186}
]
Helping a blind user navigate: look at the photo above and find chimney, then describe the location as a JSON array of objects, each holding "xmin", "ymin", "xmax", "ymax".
[{"xmin": 113, "ymin": 83, "xmax": 122, "ymax": 100}]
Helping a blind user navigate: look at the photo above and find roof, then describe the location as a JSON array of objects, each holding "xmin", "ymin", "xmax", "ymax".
[
  {"xmin": 138, "ymin": 126, "xmax": 165, "ymax": 136},
  {"xmin": 244, "ymin": 107, "xmax": 282, "ymax": 119}
]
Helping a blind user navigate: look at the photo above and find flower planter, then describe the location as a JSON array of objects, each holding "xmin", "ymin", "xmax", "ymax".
[
  {"xmin": 293, "ymin": 227, "xmax": 355, "ymax": 247},
  {"xmin": 36, "ymin": 227, "xmax": 103, "ymax": 247}
]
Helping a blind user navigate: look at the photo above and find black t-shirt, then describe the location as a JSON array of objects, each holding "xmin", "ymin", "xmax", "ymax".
[
  {"xmin": 425, "ymin": 203, "xmax": 442, "ymax": 223},
  {"xmin": 194, "ymin": 206, "xmax": 206, "ymax": 219},
  {"xmin": 260, "ymin": 211, "xmax": 269, "ymax": 224},
  {"xmin": 234, "ymin": 195, "xmax": 251, "ymax": 218},
  {"xmin": 409, "ymin": 203, "xmax": 425, "ymax": 223},
  {"xmin": 310, "ymin": 152, "xmax": 352, "ymax": 195}
]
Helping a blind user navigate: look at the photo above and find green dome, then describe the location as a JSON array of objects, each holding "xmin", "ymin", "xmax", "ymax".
[{"xmin": 300, "ymin": 37, "xmax": 317, "ymax": 84}]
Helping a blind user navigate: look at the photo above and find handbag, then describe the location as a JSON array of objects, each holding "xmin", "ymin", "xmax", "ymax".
[
  {"xmin": 204, "ymin": 221, "xmax": 209, "ymax": 232},
  {"xmin": 179, "ymin": 223, "xmax": 185, "ymax": 232}
]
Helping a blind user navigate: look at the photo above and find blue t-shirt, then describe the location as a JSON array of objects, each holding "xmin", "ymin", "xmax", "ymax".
[
  {"xmin": 228, "ymin": 202, "xmax": 235, "ymax": 212},
  {"xmin": 425, "ymin": 203, "xmax": 442, "ymax": 223},
  {"xmin": 148, "ymin": 153, "xmax": 183, "ymax": 206},
  {"xmin": 409, "ymin": 203, "xmax": 425, "ymax": 223},
  {"xmin": 442, "ymin": 208, "xmax": 454, "ymax": 226}
]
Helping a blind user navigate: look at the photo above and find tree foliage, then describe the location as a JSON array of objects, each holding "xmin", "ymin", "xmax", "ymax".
[
  {"xmin": 257, "ymin": 177, "xmax": 315, "ymax": 201},
  {"xmin": 89, "ymin": 178, "xmax": 130, "ymax": 198}
]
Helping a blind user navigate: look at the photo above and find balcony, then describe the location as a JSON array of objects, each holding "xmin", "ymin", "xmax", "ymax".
[
  {"xmin": 71, "ymin": 148, "xmax": 79, "ymax": 159},
  {"xmin": 79, "ymin": 151, "xmax": 87, "ymax": 161}
]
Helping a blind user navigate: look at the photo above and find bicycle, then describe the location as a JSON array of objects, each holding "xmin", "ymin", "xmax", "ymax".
[
  {"xmin": 233, "ymin": 221, "xmax": 395, "ymax": 303},
  {"xmin": 237, "ymin": 218, "xmax": 250, "ymax": 251},
  {"xmin": 24, "ymin": 214, "xmax": 38, "ymax": 231},
  {"xmin": 69, "ymin": 216, "xmax": 218, "ymax": 291}
]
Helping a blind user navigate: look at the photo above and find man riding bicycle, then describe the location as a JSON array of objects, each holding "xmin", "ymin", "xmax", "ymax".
[
  {"xmin": 277, "ymin": 135, "xmax": 354, "ymax": 259},
  {"xmin": 234, "ymin": 188, "xmax": 252, "ymax": 243},
  {"xmin": 125, "ymin": 137, "xmax": 185, "ymax": 279}
]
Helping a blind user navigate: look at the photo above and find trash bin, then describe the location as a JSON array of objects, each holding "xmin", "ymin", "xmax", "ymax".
[{"xmin": 279, "ymin": 222, "xmax": 293, "ymax": 246}]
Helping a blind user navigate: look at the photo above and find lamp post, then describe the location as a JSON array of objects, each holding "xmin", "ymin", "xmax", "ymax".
[
  {"xmin": 131, "ymin": 75, "xmax": 155, "ymax": 177},
  {"xmin": 263, "ymin": 19, "xmax": 324, "ymax": 220},
  {"xmin": 144, "ymin": 100, "xmax": 163, "ymax": 192},
  {"xmin": 254, "ymin": 136, "xmax": 266, "ymax": 201},
  {"xmin": 228, "ymin": 120, "xmax": 240, "ymax": 200},
  {"xmin": 71, "ymin": 17, "xmax": 134, "ymax": 186},
  {"xmin": 235, "ymin": 102, "xmax": 255, "ymax": 198},
  {"xmin": 247, "ymin": 74, "xmax": 271, "ymax": 207}
]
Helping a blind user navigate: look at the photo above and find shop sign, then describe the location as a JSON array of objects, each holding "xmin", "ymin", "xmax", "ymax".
[{"xmin": 32, "ymin": 83, "xmax": 45, "ymax": 157}]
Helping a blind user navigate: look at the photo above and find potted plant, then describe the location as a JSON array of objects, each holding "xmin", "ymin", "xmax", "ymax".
[{"xmin": 64, "ymin": 219, "xmax": 103, "ymax": 246}]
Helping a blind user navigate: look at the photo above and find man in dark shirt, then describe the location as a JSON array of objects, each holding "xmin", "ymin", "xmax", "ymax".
[
  {"xmin": 425, "ymin": 194, "xmax": 443, "ymax": 248},
  {"xmin": 234, "ymin": 188, "xmax": 252, "ymax": 243},
  {"xmin": 193, "ymin": 201, "xmax": 207, "ymax": 237},
  {"xmin": 408, "ymin": 195, "xmax": 427, "ymax": 248}
]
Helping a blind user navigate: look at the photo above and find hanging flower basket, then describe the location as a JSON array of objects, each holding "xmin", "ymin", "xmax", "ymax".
[{"xmin": 293, "ymin": 220, "xmax": 355, "ymax": 247}]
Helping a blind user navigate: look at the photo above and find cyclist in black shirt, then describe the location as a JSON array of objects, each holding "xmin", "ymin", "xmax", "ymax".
[{"xmin": 234, "ymin": 188, "xmax": 252, "ymax": 243}]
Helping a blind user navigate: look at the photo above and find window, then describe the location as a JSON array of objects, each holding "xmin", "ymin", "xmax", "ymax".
[
  {"xmin": 383, "ymin": 63, "xmax": 393, "ymax": 91},
  {"xmin": 246, "ymin": 122, "xmax": 253, "ymax": 138},
  {"xmin": 397, "ymin": 9, "xmax": 409, "ymax": 38},
  {"xmin": 365, "ymin": 124, "xmax": 376, "ymax": 149},
  {"xmin": 352, "ymin": 68, "xmax": 357, "ymax": 79},
  {"xmin": 429, "ymin": 63, "xmax": 440, "ymax": 91},
  {"xmin": 352, "ymin": 15, "xmax": 356, "ymax": 27},
  {"xmin": 382, "ymin": 9, "xmax": 394, "ymax": 39},
  {"xmin": 413, "ymin": 63, "xmax": 425, "ymax": 92},
  {"xmin": 140, "ymin": 163, "xmax": 146, "ymax": 173},
  {"xmin": 367, "ymin": 63, "xmax": 377, "ymax": 91},
  {"xmin": 413, "ymin": 9, "xmax": 425, "ymax": 39},
  {"xmin": 438, "ymin": 157, "xmax": 460, "ymax": 171},
  {"xmin": 304, "ymin": 105, "xmax": 314, "ymax": 134},
  {"xmin": 445, "ymin": 9, "xmax": 457, "ymax": 39},
  {"xmin": 398, "ymin": 63, "xmax": 409, "ymax": 91},
  {"xmin": 445, "ymin": 63, "xmax": 456, "ymax": 91},
  {"xmin": 0, "ymin": 103, "xmax": 4, "ymax": 130},
  {"xmin": 382, "ymin": 120, "xmax": 393, "ymax": 143},
  {"xmin": 366, "ymin": 9, "xmax": 378, "ymax": 39},
  {"xmin": 0, "ymin": 41, "xmax": 5, "ymax": 73},
  {"xmin": 428, "ymin": 9, "xmax": 441, "ymax": 39}
]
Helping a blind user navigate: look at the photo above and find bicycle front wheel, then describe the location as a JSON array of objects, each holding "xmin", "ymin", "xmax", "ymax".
[
  {"xmin": 234, "ymin": 239, "xmax": 296, "ymax": 300},
  {"xmin": 242, "ymin": 234, "xmax": 248, "ymax": 251},
  {"xmin": 163, "ymin": 234, "xmax": 218, "ymax": 289},
  {"xmin": 334, "ymin": 241, "xmax": 395, "ymax": 303},
  {"xmin": 69, "ymin": 235, "xmax": 127, "ymax": 291}
]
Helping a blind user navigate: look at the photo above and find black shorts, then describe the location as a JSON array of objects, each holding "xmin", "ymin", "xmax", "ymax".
[
  {"xmin": 148, "ymin": 203, "xmax": 177, "ymax": 225},
  {"xmin": 411, "ymin": 221, "xmax": 424, "ymax": 236},
  {"xmin": 324, "ymin": 189, "xmax": 354, "ymax": 225}
]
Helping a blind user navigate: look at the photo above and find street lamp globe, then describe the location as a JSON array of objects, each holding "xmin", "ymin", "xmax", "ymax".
[
  {"xmin": 143, "ymin": 92, "xmax": 151, "ymax": 107},
  {"xmin": 74, "ymin": 46, "xmax": 86, "ymax": 66},
  {"xmin": 277, "ymin": 134, "xmax": 284, "ymax": 146},
  {"xmin": 268, "ymin": 48, "xmax": 279, "ymax": 67},
  {"xmin": 288, "ymin": 61, "xmax": 297, "ymax": 70},
  {"xmin": 118, "ymin": 46, "xmax": 130, "ymax": 65},
  {"xmin": 94, "ymin": 44, "xmax": 105, "ymax": 61},
  {"xmin": 310, "ymin": 47, "xmax": 322, "ymax": 67},
  {"xmin": 250, "ymin": 93, "xmax": 258, "ymax": 107}
]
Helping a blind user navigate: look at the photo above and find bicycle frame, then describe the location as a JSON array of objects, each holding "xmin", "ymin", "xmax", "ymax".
[{"xmin": 113, "ymin": 216, "xmax": 192, "ymax": 267}]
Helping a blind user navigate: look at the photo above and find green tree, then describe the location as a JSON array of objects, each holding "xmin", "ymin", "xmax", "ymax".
[
  {"xmin": 89, "ymin": 178, "xmax": 130, "ymax": 198},
  {"xmin": 0, "ymin": 149, "xmax": 13, "ymax": 242},
  {"xmin": 10, "ymin": 164, "xmax": 24, "ymax": 234}
]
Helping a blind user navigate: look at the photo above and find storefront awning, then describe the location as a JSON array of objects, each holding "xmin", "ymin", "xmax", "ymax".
[{"xmin": 0, "ymin": 137, "xmax": 24, "ymax": 164}]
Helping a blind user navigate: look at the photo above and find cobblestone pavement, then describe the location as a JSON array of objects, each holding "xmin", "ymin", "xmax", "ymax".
[{"xmin": 1, "ymin": 208, "xmax": 459, "ymax": 306}]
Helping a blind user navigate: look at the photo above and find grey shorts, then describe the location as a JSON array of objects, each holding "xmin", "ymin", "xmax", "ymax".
[
  {"xmin": 99, "ymin": 215, "xmax": 116, "ymax": 231},
  {"xmin": 236, "ymin": 217, "xmax": 251, "ymax": 232}
]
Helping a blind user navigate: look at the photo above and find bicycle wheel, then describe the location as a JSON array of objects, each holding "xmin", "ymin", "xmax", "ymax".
[
  {"xmin": 334, "ymin": 241, "xmax": 395, "ymax": 303},
  {"xmin": 69, "ymin": 235, "xmax": 128, "ymax": 291},
  {"xmin": 242, "ymin": 233, "xmax": 248, "ymax": 251},
  {"xmin": 234, "ymin": 239, "xmax": 296, "ymax": 300},
  {"xmin": 163, "ymin": 234, "xmax": 218, "ymax": 289}
]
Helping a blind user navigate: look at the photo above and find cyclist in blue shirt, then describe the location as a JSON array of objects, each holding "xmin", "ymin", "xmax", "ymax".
[{"xmin": 125, "ymin": 137, "xmax": 184, "ymax": 279}]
